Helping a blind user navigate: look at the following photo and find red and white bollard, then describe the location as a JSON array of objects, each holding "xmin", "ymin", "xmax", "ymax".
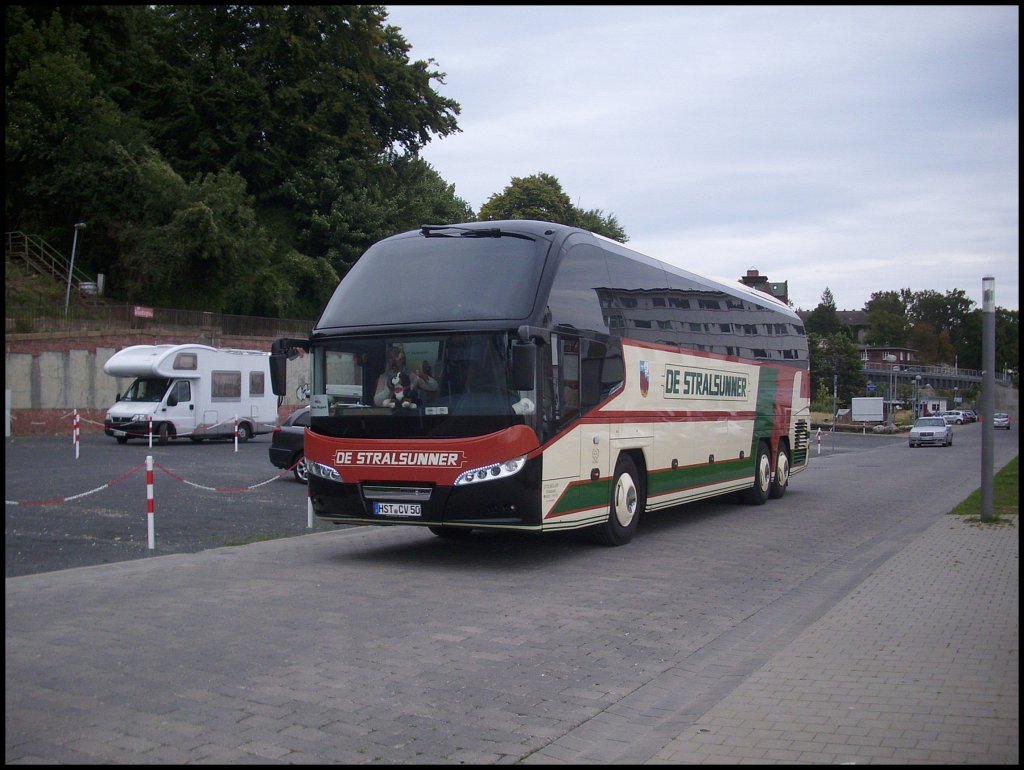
[
  {"xmin": 148, "ymin": 414, "xmax": 154, "ymax": 448},
  {"xmin": 234, "ymin": 415, "xmax": 239, "ymax": 452},
  {"xmin": 146, "ymin": 455, "xmax": 155, "ymax": 550},
  {"xmin": 816, "ymin": 427, "xmax": 822, "ymax": 455},
  {"xmin": 73, "ymin": 409, "xmax": 80, "ymax": 459}
]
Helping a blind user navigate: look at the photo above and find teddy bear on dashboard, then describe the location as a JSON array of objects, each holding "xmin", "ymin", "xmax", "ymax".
[{"xmin": 382, "ymin": 370, "xmax": 417, "ymax": 409}]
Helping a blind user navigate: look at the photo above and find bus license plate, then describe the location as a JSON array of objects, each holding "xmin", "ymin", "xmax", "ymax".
[{"xmin": 373, "ymin": 502, "xmax": 421, "ymax": 518}]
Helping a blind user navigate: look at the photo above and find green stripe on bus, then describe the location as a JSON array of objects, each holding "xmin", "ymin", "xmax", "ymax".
[
  {"xmin": 548, "ymin": 457, "xmax": 756, "ymax": 518},
  {"xmin": 753, "ymin": 367, "xmax": 778, "ymax": 453},
  {"xmin": 547, "ymin": 478, "xmax": 612, "ymax": 517},
  {"xmin": 648, "ymin": 458, "xmax": 753, "ymax": 497}
]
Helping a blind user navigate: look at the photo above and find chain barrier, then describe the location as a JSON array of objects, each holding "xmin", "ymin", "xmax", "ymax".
[
  {"xmin": 5, "ymin": 461, "xmax": 148, "ymax": 506},
  {"xmin": 4, "ymin": 458, "xmax": 302, "ymax": 506}
]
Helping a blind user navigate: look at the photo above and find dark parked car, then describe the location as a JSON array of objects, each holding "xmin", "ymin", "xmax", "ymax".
[{"xmin": 269, "ymin": 406, "xmax": 310, "ymax": 482}]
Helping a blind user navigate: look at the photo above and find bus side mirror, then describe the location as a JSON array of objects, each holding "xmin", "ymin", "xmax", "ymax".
[
  {"xmin": 512, "ymin": 343, "xmax": 537, "ymax": 391},
  {"xmin": 271, "ymin": 337, "xmax": 309, "ymax": 397},
  {"xmin": 270, "ymin": 353, "xmax": 288, "ymax": 397}
]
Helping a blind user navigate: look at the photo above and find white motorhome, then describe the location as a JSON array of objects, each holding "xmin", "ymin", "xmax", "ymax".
[{"xmin": 103, "ymin": 344, "xmax": 278, "ymax": 444}]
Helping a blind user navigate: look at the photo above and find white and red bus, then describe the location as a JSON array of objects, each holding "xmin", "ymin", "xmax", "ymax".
[{"xmin": 271, "ymin": 221, "xmax": 810, "ymax": 545}]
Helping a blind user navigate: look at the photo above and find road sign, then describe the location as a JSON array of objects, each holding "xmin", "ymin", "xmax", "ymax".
[{"xmin": 866, "ymin": 382, "xmax": 878, "ymax": 393}]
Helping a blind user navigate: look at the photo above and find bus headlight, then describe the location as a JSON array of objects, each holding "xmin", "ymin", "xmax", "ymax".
[
  {"xmin": 454, "ymin": 455, "xmax": 527, "ymax": 486},
  {"xmin": 307, "ymin": 461, "xmax": 342, "ymax": 482}
]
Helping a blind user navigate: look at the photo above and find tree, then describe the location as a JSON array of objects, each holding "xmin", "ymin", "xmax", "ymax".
[
  {"xmin": 570, "ymin": 207, "xmax": 627, "ymax": 242},
  {"xmin": 479, "ymin": 173, "xmax": 628, "ymax": 241},
  {"xmin": 907, "ymin": 289, "xmax": 974, "ymax": 358},
  {"xmin": 5, "ymin": 5, "xmax": 465, "ymax": 317},
  {"xmin": 479, "ymin": 173, "xmax": 574, "ymax": 224},
  {"xmin": 804, "ymin": 289, "xmax": 844, "ymax": 337},
  {"xmin": 864, "ymin": 290, "xmax": 909, "ymax": 346},
  {"xmin": 809, "ymin": 331, "xmax": 866, "ymax": 408},
  {"xmin": 907, "ymin": 321, "xmax": 955, "ymax": 366}
]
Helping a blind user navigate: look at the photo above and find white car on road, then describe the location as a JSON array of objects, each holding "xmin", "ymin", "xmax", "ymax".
[
  {"xmin": 909, "ymin": 416, "xmax": 953, "ymax": 448},
  {"xmin": 940, "ymin": 410, "xmax": 968, "ymax": 425}
]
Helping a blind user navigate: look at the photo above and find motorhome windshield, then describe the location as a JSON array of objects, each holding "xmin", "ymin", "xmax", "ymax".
[
  {"xmin": 315, "ymin": 233, "xmax": 550, "ymax": 329},
  {"xmin": 310, "ymin": 332, "xmax": 539, "ymax": 439},
  {"xmin": 121, "ymin": 378, "xmax": 170, "ymax": 402}
]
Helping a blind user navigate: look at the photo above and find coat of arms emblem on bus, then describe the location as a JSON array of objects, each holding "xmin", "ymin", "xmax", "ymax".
[{"xmin": 639, "ymin": 360, "xmax": 650, "ymax": 397}]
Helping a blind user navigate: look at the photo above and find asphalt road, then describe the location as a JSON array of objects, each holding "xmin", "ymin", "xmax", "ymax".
[
  {"xmin": 5, "ymin": 432, "xmax": 325, "ymax": 578},
  {"xmin": 3, "ymin": 423, "xmax": 1005, "ymax": 579}
]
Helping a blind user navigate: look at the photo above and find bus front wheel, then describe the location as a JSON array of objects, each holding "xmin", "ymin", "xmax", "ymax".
[
  {"xmin": 744, "ymin": 441, "xmax": 771, "ymax": 506},
  {"xmin": 594, "ymin": 455, "xmax": 643, "ymax": 546}
]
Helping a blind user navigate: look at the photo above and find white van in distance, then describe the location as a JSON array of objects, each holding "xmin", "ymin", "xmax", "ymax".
[{"xmin": 103, "ymin": 344, "xmax": 278, "ymax": 444}]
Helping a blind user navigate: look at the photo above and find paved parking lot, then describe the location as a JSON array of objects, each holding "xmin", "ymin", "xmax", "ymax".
[
  {"xmin": 6, "ymin": 425, "xmax": 1019, "ymax": 763},
  {"xmin": 5, "ymin": 433, "xmax": 325, "ymax": 577}
]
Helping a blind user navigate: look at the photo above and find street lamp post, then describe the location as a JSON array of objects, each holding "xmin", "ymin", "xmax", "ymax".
[
  {"xmin": 981, "ymin": 276, "xmax": 995, "ymax": 522},
  {"xmin": 883, "ymin": 354, "xmax": 897, "ymax": 426},
  {"xmin": 64, "ymin": 222, "xmax": 87, "ymax": 315}
]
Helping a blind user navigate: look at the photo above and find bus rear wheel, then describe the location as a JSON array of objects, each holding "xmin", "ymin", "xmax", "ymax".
[
  {"xmin": 769, "ymin": 444, "xmax": 790, "ymax": 500},
  {"xmin": 744, "ymin": 441, "xmax": 771, "ymax": 505},
  {"xmin": 594, "ymin": 455, "xmax": 642, "ymax": 546}
]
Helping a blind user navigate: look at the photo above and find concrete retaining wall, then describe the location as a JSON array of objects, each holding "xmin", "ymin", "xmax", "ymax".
[{"xmin": 5, "ymin": 330, "xmax": 310, "ymax": 436}]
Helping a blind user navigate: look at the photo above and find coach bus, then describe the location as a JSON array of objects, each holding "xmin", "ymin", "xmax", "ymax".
[{"xmin": 271, "ymin": 220, "xmax": 810, "ymax": 545}]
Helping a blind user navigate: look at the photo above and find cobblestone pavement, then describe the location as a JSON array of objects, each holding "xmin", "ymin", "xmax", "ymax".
[
  {"xmin": 647, "ymin": 514, "xmax": 1018, "ymax": 764},
  {"xmin": 5, "ymin": 427, "xmax": 1019, "ymax": 764}
]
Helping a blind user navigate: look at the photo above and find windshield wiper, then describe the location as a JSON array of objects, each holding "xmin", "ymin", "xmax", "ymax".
[{"xmin": 420, "ymin": 225, "xmax": 535, "ymax": 241}]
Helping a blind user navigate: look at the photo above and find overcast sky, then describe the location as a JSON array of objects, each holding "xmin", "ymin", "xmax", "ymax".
[{"xmin": 384, "ymin": 5, "xmax": 1019, "ymax": 312}]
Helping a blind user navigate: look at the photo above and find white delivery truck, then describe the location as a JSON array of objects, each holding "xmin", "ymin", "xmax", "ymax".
[{"xmin": 103, "ymin": 344, "xmax": 278, "ymax": 444}]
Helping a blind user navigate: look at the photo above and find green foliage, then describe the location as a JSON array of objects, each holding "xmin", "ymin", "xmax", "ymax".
[
  {"xmin": 950, "ymin": 456, "xmax": 1019, "ymax": 523},
  {"xmin": 864, "ymin": 290, "xmax": 909, "ymax": 346},
  {"xmin": 5, "ymin": 4, "xmax": 465, "ymax": 317},
  {"xmin": 570, "ymin": 207, "xmax": 628, "ymax": 242},
  {"xmin": 804, "ymin": 288, "xmax": 844, "ymax": 337},
  {"xmin": 907, "ymin": 320, "xmax": 956, "ymax": 366},
  {"xmin": 479, "ymin": 173, "xmax": 574, "ymax": 224},
  {"xmin": 809, "ymin": 331, "xmax": 866, "ymax": 405},
  {"xmin": 479, "ymin": 173, "xmax": 628, "ymax": 241}
]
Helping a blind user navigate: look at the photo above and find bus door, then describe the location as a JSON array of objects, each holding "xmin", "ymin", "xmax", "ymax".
[{"xmin": 550, "ymin": 335, "xmax": 616, "ymax": 488}]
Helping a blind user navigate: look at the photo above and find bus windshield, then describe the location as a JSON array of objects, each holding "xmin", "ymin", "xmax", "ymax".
[
  {"xmin": 315, "ymin": 232, "xmax": 550, "ymax": 329},
  {"xmin": 310, "ymin": 332, "xmax": 540, "ymax": 439}
]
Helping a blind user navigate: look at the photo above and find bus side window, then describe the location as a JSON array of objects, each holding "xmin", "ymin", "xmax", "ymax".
[
  {"xmin": 559, "ymin": 337, "xmax": 580, "ymax": 424},
  {"xmin": 580, "ymin": 339, "xmax": 624, "ymax": 411}
]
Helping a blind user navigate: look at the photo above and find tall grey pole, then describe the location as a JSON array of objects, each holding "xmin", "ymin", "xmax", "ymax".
[
  {"xmin": 64, "ymin": 222, "xmax": 86, "ymax": 315},
  {"xmin": 980, "ymin": 276, "xmax": 995, "ymax": 522}
]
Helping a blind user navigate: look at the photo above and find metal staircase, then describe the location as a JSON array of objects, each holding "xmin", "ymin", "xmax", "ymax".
[{"xmin": 5, "ymin": 231, "xmax": 99, "ymax": 300}]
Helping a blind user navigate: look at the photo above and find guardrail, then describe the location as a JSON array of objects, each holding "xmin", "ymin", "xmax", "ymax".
[{"xmin": 5, "ymin": 303, "xmax": 314, "ymax": 338}]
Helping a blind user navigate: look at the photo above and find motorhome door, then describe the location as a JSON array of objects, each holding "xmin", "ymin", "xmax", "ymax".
[{"xmin": 161, "ymin": 379, "xmax": 197, "ymax": 438}]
